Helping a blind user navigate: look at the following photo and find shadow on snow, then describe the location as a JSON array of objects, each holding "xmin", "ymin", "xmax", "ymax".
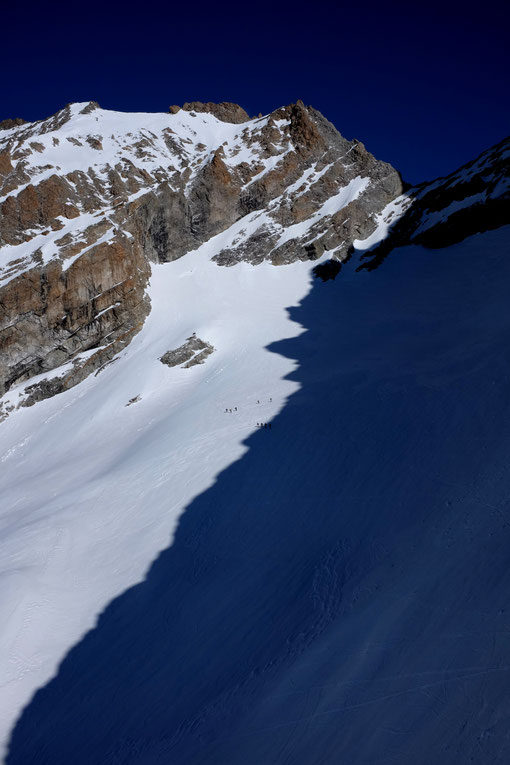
[{"xmin": 8, "ymin": 229, "xmax": 510, "ymax": 764}]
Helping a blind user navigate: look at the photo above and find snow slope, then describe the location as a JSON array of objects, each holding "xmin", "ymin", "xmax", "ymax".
[
  {"xmin": 2, "ymin": 223, "xmax": 510, "ymax": 763},
  {"xmin": 0, "ymin": 218, "xmax": 326, "ymax": 758}
]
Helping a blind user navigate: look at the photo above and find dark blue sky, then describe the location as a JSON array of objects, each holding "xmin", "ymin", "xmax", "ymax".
[{"xmin": 3, "ymin": 0, "xmax": 508, "ymax": 184}]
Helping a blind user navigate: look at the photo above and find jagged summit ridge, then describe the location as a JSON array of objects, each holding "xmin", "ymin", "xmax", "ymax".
[
  {"xmin": 0, "ymin": 99, "xmax": 403, "ymax": 408},
  {"xmin": 0, "ymin": 99, "xmax": 402, "ymax": 262},
  {"xmin": 0, "ymin": 98, "xmax": 506, "ymax": 415}
]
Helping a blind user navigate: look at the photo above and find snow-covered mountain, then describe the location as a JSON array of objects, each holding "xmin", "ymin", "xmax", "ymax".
[
  {"xmin": 0, "ymin": 101, "xmax": 509, "ymax": 764},
  {"xmin": 0, "ymin": 100, "xmax": 402, "ymax": 415}
]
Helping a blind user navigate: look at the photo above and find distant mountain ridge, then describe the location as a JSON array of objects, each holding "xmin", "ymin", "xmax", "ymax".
[{"xmin": 358, "ymin": 133, "xmax": 510, "ymax": 271}]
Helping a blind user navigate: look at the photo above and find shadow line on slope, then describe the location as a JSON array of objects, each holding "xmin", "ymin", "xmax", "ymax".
[{"xmin": 7, "ymin": 229, "xmax": 510, "ymax": 765}]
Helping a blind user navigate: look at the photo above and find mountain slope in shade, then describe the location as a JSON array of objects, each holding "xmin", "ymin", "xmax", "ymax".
[
  {"xmin": 355, "ymin": 133, "xmax": 510, "ymax": 270},
  {"xmin": 5, "ymin": 223, "xmax": 510, "ymax": 765}
]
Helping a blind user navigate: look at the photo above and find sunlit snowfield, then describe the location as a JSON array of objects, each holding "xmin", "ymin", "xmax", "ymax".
[
  {"xmin": 0, "ymin": 227, "xmax": 315, "ymax": 752},
  {"xmin": 2, "ymin": 225, "xmax": 510, "ymax": 763}
]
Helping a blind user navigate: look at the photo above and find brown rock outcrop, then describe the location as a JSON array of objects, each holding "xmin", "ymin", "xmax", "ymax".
[
  {"xmin": 171, "ymin": 102, "xmax": 250, "ymax": 124},
  {"xmin": 0, "ymin": 235, "xmax": 150, "ymax": 396},
  {"xmin": 0, "ymin": 151, "xmax": 13, "ymax": 176},
  {"xmin": 0, "ymin": 175, "xmax": 84, "ymax": 245},
  {"xmin": 0, "ymin": 117, "xmax": 26, "ymax": 131}
]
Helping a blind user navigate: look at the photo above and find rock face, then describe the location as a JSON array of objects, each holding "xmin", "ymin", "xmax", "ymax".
[
  {"xmin": 169, "ymin": 102, "xmax": 250, "ymax": 124},
  {"xmin": 0, "ymin": 235, "xmax": 150, "ymax": 403},
  {"xmin": 5, "ymin": 100, "xmax": 505, "ymax": 413},
  {"xmin": 0, "ymin": 99, "xmax": 407, "ymax": 409}
]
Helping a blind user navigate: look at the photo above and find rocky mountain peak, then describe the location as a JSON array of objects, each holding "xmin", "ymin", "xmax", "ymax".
[
  {"xmin": 0, "ymin": 100, "xmax": 506, "ymax": 418},
  {"xmin": 0, "ymin": 99, "xmax": 405, "ymax": 410},
  {"xmin": 270, "ymin": 100, "xmax": 327, "ymax": 156}
]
